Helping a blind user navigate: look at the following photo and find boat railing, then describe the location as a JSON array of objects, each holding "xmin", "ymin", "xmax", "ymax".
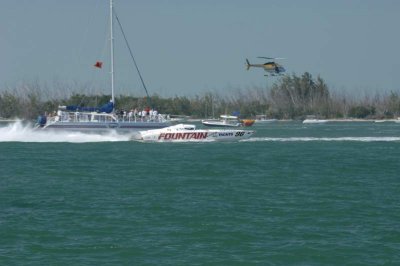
[
  {"xmin": 118, "ymin": 113, "xmax": 170, "ymax": 123},
  {"xmin": 45, "ymin": 110, "xmax": 170, "ymax": 125},
  {"xmin": 49, "ymin": 111, "xmax": 118, "ymax": 123}
]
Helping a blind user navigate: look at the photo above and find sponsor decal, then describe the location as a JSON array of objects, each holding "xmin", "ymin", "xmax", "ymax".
[
  {"xmin": 218, "ymin": 132, "xmax": 234, "ymax": 137},
  {"xmin": 158, "ymin": 132, "xmax": 208, "ymax": 140}
]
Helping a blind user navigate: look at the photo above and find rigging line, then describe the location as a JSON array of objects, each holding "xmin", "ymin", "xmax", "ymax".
[{"xmin": 113, "ymin": 9, "xmax": 153, "ymax": 108}]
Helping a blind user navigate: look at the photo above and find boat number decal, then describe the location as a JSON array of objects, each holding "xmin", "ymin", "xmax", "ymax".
[{"xmin": 235, "ymin": 131, "xmax": 245, "ymax": 137}]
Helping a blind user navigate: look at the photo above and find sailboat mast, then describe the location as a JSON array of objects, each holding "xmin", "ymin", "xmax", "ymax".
[{"xmin": 110, "ymin": 0, "xmax": 115, "ymax": 105}]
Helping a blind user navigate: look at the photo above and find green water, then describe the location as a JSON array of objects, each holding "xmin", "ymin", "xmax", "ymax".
[{"xmin": 1, "ymin": 122, "xmax": 399, "ymax": 265}]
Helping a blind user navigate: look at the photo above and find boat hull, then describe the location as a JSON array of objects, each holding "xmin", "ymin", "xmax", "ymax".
[
  {"xmin": 303, "ymin": 119, "xmax": 328, "ymax": 124},
  {"xmin": 40, "ymin": 121, "xmax": 170, "ymax": 132},
  {"xmin": 133, "ymin": 124, "xmax": 254, "ymax": 142},
  {"xmin": 39, "ymin": 122, "xmax": 171, "ymax": 134}
]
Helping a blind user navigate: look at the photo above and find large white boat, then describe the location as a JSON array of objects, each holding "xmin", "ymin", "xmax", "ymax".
[
  {"xmin": 37, "ymin": 107, "xmax": 170, "ymax": 132},
  {"xmin": 202, "ymin": 115, "xmax": 243, "ymax": 127},
  {"xmin": 36, "ymin": 0, "xmax": 170, "ymax": 132},
  {"xmin": 133, "ymin": 124, "xmax": 254, "ymax": 142}
]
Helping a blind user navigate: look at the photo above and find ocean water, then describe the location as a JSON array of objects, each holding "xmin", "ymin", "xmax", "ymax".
[{"xmin": 0, "ymin": 121, "xmax": 399, "ymax": 265}]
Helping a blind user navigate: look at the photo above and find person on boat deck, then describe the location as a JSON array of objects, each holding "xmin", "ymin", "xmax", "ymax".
[
  {"xmin": 149, "ymin": 109, "xmax": 157, "ymax": 120},
  {"xmin": 128, "ymin": 109, "xmax": 133, "ymax": 120},
  {"xmin": 145, "ymin": 107, "xmax": 150, "ymax": 116},
  {"xmin": 152, "ymin": 109, "xmax": 158, "ymax": 119},
  {"xmin": 140, "ymin": 109, "xmax": 145, "ymax": 121}
]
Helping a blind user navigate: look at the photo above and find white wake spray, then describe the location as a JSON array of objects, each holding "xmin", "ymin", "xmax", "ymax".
[
  {"xmin": 0, "ymin": 121, "xmax": 131, "ymax": 143},
  {"xmin": 2, "ymin": 121, "xmax": 399, "ymax": 143}
]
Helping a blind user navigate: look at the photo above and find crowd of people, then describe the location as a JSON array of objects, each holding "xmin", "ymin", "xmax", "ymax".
[
  {"xmin": 117, "ymin": 107, "xmax": 163, "ymax": 121},
  {"xmin": 44, "ymin": 106, "xmax": 167, "ymax": 123}
]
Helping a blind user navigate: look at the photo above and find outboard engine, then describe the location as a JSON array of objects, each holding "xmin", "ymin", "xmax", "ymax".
[{"xmin": 36, "ymin": 115, "xmax": 47, "ymax": 127}]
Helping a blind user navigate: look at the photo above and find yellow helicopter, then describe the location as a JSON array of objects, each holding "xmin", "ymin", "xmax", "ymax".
[{"xmin": 246, "ymin": 57, "xmax": 286, "ymax": 76}]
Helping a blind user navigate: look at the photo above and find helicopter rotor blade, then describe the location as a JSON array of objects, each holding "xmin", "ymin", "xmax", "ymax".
[{"xmin": 257, "ymin": 56, "xmax": 285, "ymax": 60}]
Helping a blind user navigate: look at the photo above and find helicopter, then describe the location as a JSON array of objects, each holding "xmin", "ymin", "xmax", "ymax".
[{"xmin": 246, "ymin": 57, "xmax": 286, "ymax": 76}]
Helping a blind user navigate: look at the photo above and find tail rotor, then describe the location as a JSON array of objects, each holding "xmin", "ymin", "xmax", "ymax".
[{"xmin": 246, "ymin": 59, "xmax": 251, "ymax": 70}]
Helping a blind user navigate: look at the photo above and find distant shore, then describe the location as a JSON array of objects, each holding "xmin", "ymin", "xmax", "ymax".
[{"xmin": 1, "ymin": 117, "xmax": 399, "ymax": 125}]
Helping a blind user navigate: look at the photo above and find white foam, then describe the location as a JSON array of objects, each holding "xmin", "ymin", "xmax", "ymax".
[
  {"xmin": 243, "ymin": 137, "xmax": 400, "ymax": 142},
  {"xmin": 0, "ymin": 121, "xmax": 131, "ymax": 143}
]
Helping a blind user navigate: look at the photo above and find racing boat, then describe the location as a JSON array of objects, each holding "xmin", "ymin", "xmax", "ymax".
[{"xmin": 132, "ymin": 124, "xmax": 254, "ymax": 142}]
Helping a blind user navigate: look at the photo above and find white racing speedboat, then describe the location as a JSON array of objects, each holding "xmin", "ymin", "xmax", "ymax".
[{"xmin": 132, "ymin": 124, "xmax": 254, "ymax": 142}]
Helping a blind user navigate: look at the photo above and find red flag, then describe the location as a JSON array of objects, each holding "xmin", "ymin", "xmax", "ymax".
[{"xmin": 94, "ymin": 61, "xmax": 103, "ymax": 69}]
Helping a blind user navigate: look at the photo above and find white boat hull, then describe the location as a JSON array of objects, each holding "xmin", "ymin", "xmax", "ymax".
[
  {"xmin": 133, "ymin": 124, "xmax": 254, "ymax": 142},
  {"xmin": 255, "ymin": 119, "xmax": 277, "ymax": 123},
  {"xmin": 41, "ymin": 121, "xmax": 170, "ymax": 132},
  {"xmin": 201, "ymin": 120, "xmax": 242, "ymax": 127},
  {"xmin": 303, "ymin": 119, "xmax": 328, "ymax": 124},
  {"xmin": 202, "ymin": 115, "xmax": 243, "ymax": 127}
]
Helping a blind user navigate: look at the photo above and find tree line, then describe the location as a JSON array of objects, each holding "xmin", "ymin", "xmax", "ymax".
[{"xmin": 1, "ymin": 72, "xmax": 400, "ymax": 120}]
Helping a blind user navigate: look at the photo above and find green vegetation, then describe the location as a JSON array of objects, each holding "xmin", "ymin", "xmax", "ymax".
[{"xmin": 1, "ymin": 72, "xmax": 400, "ymax": 120}]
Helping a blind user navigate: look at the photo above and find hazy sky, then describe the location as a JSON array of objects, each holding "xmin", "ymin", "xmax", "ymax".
[{"xmin": 1, "ymin": 0, "xmax": 400, "ymax": 97}]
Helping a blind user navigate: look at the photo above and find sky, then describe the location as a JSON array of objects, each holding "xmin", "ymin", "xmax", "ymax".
[{"xmin": 1, "ymin": 0, "xmax": 400, "ymax": 97}]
